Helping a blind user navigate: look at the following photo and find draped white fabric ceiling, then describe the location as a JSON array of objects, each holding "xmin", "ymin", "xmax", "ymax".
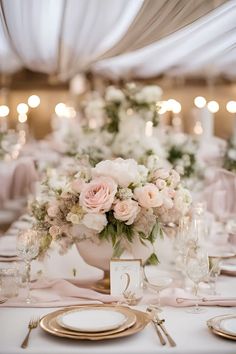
[{"xmin": 0, "ymin": 0, "xmax": 235, "ymax": 80}]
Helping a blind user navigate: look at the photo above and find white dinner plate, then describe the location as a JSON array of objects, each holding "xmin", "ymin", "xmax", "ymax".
[
  {"xmin": 56, "ymin": 308, "xmax": 128, "ymax": 332},
  {"xmin": 220, "ymin": 317, "xmax": 236, "ymax": 336}
]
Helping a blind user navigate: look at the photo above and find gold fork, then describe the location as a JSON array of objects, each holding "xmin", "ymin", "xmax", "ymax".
[
  {"xmin": 146, "ymin": 307, "xmax": 166, "ymax": 345},
  {"xmin": 21, "ymin": 317, "xmax": 40, "ymax": 348}
]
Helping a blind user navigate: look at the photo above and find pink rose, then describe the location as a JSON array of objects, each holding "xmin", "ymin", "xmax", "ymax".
[
  {"xmin": 49, "ymin": 225, "xmax": 60, "ymax": 240},
  {"xmin": 47, "ymin": 205, "xmax": 59, "ymax": 217},
  {"xmin": 134, "ymin": 184, "xmax": 163, "ymax": 208},
  {"xmin": 113, "ymin": 199, "xmax": 140, "ymax": 225},
  {"xmin": 71, "ymin": 179, "xmax": 85, "ymax": 193},
  {"xmin": 79, "ymin": 177, "xmax": 117, "ymax": 213}
]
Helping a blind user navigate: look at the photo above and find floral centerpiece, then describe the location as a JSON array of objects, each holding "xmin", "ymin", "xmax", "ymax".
[
  {"xmin": 223, "ymin": 138, "xmax": 236, "ymax": 172},
  {"xmin": 104, "ymin": 83, "xmax": 162, "ymax": 133},
  {"xmin": 31, "ymin": 157, "xmax": 191, "ymax": 269},
  {"xmin": 164, "ymin": 132, "xmax": 199, "ymax": 179}
]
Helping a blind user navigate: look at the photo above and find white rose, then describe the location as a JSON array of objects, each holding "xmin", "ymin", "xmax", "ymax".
[
  {"xmin": 93, "ymin": 158, "xmax": 147, "ymax": 188},
  {"xmin": 228, "ymin": 149, "xmax": 236, "ymax": 160},
  {"xmin": 174, "ymin": 188, "xmax": 192, "ymax": 214},
  {"xmin": 82, "ymin": 213, "xmax": 107, "ymax": 232},
  {"xmin": 135, "ymin": 85, "xmax": 162, "ymax": 104},
  {"xmin": 113, "ymin": 199, "xmax": 140, "ymax": 225},
  {"xmin": 105, "ymin": 86, "xmax": 125, "ymax": 103}
]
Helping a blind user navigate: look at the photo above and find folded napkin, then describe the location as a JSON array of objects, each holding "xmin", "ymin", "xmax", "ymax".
[
  {"xmin": 0, "ymin": 278, "xmax": 118, "ymax": 308},
  {"xmin": 141, "ymin": 287, "xmax": 236, "ymax": 307}
]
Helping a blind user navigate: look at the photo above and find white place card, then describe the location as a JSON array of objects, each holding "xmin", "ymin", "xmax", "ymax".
[{"xmin": 110, "ymin": 259, "xmax": 142, "ymax": 297}]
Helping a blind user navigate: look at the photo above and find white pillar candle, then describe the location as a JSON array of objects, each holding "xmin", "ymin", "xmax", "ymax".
[{"xmin": 199, "ymin": 107, "xmax": 214, "ymax": 140}]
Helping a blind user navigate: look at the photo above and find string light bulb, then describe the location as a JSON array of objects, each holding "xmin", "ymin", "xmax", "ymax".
[
  {"xmin": 207, "ymin": 101, "xmax": 219, "ymax": 113},
  {"xmin": 28, "ymin": 95, "xmax": 40, "ymax": 108},
  {"xmin": 194, "ymin": 96, "xmax": 206, "ymax": 108},
  {"xmin": 17, "ymin": 103, "xmax": 29, "ymax": 115},
  {"xmin": 226, "ymin": 101, "xmax": 236, "ymax": 113},
  {"xmin": 0, "ymin": 105, "xmax": 9, "ymax": 117}
]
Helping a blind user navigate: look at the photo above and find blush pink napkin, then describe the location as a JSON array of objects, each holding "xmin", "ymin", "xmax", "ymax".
[
  {"xmin": 140, "ymin": 287, "xmax": 236, "ymax": 307},
  {"xmin": 0, "ymin": 278, "xmax": 118, "ymax": 308}
]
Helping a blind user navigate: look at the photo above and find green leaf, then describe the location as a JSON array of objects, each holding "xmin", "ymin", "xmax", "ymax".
[
  {"xmin": 112, "ymin": 240, "xmax": 124, "ymax": 258},
  {"xmin": 144, "ymin": 252, "xmax": 159, "ymax": 265}
]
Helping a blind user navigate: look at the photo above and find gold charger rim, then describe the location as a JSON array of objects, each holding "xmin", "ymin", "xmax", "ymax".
[
  {"xmin": 207, "ymin": 314, "xmax": 236, "ymax": 340},
  {"xmin": 52, "ymin": 306, "xmax": 137, "ymax": 336},
  {"xmin": 40, "ymin": 306, "xmax": 150, "ymax": 341}
]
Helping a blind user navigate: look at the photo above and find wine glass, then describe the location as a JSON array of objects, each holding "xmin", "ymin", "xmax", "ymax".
[
  {"xmin": 143, "ymin": 266, "xmax": 173, "ymax": 310},
  {"xmin": 185, "ymin": 244, "xmax": 209, "ymax": 314},
  {"xmin": 16, "ymin": 229, "xmax": 39, "ymax": 303}
]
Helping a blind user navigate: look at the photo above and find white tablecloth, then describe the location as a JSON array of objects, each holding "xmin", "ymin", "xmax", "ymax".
[{"xmin": 0, "ymin": 305, "xmax": 235, "ymax": 354}]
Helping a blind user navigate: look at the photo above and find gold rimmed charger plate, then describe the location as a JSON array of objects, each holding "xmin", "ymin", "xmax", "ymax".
[
  {"xmin": 40, "ymin": 305, "xmax": 150, "ymax": 341},
  {"xmin": 207, "ymin": 314, "xmax": 236, "ymax": 341},
  {"xmin": 53, "ymin": 306, "xmax": 136, "ymax": 336}
]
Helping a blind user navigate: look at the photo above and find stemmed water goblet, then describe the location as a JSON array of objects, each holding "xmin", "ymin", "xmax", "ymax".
[
  {"xmin": 16, "ymin": 229, "xmax": 39, "ymax": 303},
  {"xmin": 185, "ymin": 243, "xmax": 209, "ymax": 314}
]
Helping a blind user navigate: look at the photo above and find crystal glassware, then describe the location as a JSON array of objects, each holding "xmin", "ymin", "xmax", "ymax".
[
  {"xmin": 16, "ymin": 230, "xmax": 39, "ymax": 303},
  {"xmin": 185, "ymin": 243, "xmax": 209, "ymax": 314},
  {"xmin": 208, "ymin": 256, "xmax": 221, "ymax": 295},
  {"xmin": 143, "ymin": 267, "xmax": 172, "ymax": 310}
]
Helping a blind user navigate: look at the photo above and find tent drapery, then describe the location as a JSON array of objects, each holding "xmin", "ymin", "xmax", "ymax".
[{"xmin": 0, "ymin": 0, "xmax": 234, "ymax": 80}]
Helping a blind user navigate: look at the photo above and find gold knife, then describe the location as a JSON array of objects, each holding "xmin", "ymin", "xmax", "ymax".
[{"xmin": 156, "ymin": 315, "xmax": 176, "ymax": 347}]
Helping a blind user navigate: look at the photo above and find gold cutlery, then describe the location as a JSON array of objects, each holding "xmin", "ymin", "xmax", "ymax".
[
  {"xmin": 176, "ymin": 297, "xmax": 236, "ymax": 304},
  {"xmin": 154, "ymin": 313, "xmax": 176, "ymax": 347},
  {"xmin": 21, "ymin": 317, "xmax": 40, "ymax": 348},
  {"xmin": 146, "ymin": 307, "xmax": 166, "ymax": 345}
]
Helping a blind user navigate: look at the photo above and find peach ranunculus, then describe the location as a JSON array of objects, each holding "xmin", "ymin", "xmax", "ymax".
[
  {"xmin": 79, "ymin": 176, "xmax": 117, "ymax": 213},
  {"xmin": 82, "ymin": 213, "xmax": 108, "ymax": 232},
  {"xmin": 134, "ymin": 183, "xmax": 163, "ymax": 208},
  {"xmin": 113, "ymin": 199, "xmax": 140, "ymax": 225}
]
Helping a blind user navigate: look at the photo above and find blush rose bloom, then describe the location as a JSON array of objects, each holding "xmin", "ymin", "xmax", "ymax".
[
  {"xmin": 113, "ymin": 199, "xmax": 140, "ymax": 225},
  {"xmin": 82, "ymin": 213, "xmax": 107, "ymax": 232},
  {"xmin": 79, "ymin": 176, "xmax": 117, "ymax": 213},
  {"xmin": 134, "ymin": 184, "xmax": 163, "ymax": 208}
]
